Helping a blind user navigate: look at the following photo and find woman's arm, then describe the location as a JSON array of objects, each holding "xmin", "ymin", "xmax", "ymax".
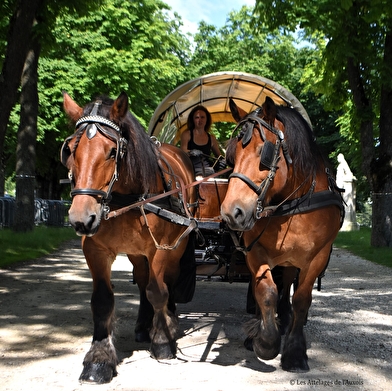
[
  {"xmin": 180, "ymin": 130, "xmax": 191, "ymax": 153},
  {"xmin": 210, "ymin": 134, "xmax": 221, "ymax": 157}
]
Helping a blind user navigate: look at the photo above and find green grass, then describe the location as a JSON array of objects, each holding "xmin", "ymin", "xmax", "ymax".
[
  {"xmin": 0, "ymin": 226, "xmax": 78, "ymax": 268},
  {"xmin": 334, "ymin": 226, "xmax": 392, "ymax": 268}
]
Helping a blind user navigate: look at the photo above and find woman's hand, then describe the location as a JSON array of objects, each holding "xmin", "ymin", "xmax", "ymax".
[{"xmin": 189, "ymin": 149, "xmax": 203, "ymax": 157}]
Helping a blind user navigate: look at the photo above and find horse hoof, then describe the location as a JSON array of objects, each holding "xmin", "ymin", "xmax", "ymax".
[
  {"xmin": 150, "ymin": 340, "xmax": 177, "ymax": 360},
  {"xmin": 281, "ymin": 356, "xmax": 309, "ymax": 372},
  {"xmin": 253, "ymin": 337, "xmax": 281, "ymax": 360},
  {"xmin": 244, "ymin": 337, "xmax": 254, "ymax": 351},
  {"xmin": 135, "ymin": 330, "xmax": 151, "ymax": 343},
  {"xmin": 79, "ymin": 362, "xmax": 116, "ymax": 384}
]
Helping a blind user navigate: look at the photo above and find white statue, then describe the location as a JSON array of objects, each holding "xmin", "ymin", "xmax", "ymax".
[{"xmin": 336, "ymin": 153, "xmax": 358, "ymax": 231}]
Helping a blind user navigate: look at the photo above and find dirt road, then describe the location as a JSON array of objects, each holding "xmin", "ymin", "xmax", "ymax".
[{"xmin": 0, "ymin": 240, "xmax": 391, "ymax": 390}]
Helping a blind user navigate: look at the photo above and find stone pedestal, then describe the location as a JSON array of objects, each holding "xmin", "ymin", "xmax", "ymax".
[{"xmin": 336, "ymin": 154, "xmax": 359, "ymax": 231}]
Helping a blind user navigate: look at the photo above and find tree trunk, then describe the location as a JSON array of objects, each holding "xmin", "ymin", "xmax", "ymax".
[
  {"xmin": 0, "ymin": 0, "xmax": 43, "ymax": 196},
  {"xmin": 346, "ymin": 57, "xmax": 374, "ymax": 181},
  {"xmin": 370, "ymin": 28, "xmax": 392, "ymax": 247},
  {"xmin": 346, "ymin": 51, "xmax": 392, "ymax": 247},
  {"xmin": 371, "ymin": 193, "xmax": 392, "ymax": 247},
  {"xmin": 13, "ymin": 38, "xmax": 40, "ymax": 232}
]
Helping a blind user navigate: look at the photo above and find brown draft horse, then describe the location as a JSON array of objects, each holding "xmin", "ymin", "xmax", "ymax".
[
  {"xmin": 221, "ymin": 97, "xmax": 344, "ymax": 372},
  {"xmin": 61, "ymin": 92, "xmax": 197, "ymax": 383}
]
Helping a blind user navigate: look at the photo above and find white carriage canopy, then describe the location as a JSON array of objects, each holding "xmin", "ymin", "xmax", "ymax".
[{"xmin": 147, "ymin": 71, "xmax": 311, "ymax": 144}]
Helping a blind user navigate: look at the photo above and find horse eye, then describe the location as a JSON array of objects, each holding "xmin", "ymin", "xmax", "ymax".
[{"xmin": 108, "ymin": 148, "xmax": 117, "ymax": 159}]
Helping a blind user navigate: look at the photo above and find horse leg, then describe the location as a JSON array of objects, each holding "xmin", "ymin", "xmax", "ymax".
[
  {"xmin": 146, "ymin": 253, "xmax": 180, "ymax": 360},
  {"xmin": 280, "ymin": 255, "xmax": 328, "ymax": 372},
  {"xmin": 147, "ymin": 281, "xmax": 179, "ymax": 359},
  {"xmin": 130, "ymin": 255, "xmax": 153, "ymax": 343},
  {"xmin": 79, "ymin": 241, "xmax": 118, "ymax": 383},
  {"xmin": 280, "ymin": 277, "xmax": 311, "ymax": 372},
  {"xmin": 276, "ymin": 266, "xmax": 298, "ymax": 335},
  {"xmin": 244, "ymin": 264, "xmax": 281, "ymax": 360},
  {"xmin": 135, "ymin": 291, "xmax": 153, "ymax": 342}
]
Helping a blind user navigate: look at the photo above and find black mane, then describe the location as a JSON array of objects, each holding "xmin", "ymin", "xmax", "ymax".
[
  {"xmin": 83, "ymin": 96, "xmax": 160, "ymax": 193},
  {"xmin": 226, "ymin": 106, "xmax": 322, "ymax": 178},
  {"xmin": 275, "ymin": 106, "xmax": 321, "ymax": 176}
]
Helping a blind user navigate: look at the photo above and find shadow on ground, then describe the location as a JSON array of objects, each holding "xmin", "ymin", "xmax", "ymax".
[{"xmin": 0, "ymin": 242, "xmax": 391, "ymax": 390}]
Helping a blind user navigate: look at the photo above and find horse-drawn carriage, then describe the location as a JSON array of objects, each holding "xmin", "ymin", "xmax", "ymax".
[
  {"xmin": 147, "ymin": 71, "xmax": 312, "ymax": 282},
  {"xmin": 60, "ymin": 71, "xmax": 344, "ymax": 383}
]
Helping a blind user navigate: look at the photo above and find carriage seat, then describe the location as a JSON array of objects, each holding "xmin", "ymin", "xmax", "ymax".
[{"xmin": 195, "ymin": 177, "xmax": 228, "ymax": 220}]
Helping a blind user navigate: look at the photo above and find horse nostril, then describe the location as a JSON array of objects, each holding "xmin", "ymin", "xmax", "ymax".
[
  {"xmin": 233, "ymin": 207, "xmax": 244, "ymax": 221},
  {"xmin": 221, "ymin": 206, "xmax": 244, "ymax": 228},
  {"xmin": 86, "ymin": 214, "xmax": 97, "ymax": 229},
  {"xmin": 70, "ymin": 213, "xmax": 98, "ymax": 235}
]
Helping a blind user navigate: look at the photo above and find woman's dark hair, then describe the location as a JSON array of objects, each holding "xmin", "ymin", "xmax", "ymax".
[{"xmin": 187, "ymin": 105, "xmax": 212, "ymax": 132}]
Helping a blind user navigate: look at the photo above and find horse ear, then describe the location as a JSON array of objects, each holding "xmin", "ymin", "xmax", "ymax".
[
  {"xmin": 63, "ymin": 91, "xmax": 83, "ymax": 122},
  {"xmin": 111, "ymin": 91, "xmax": 129, "ymax": 122},
  {"xmin": 229, "ymin": 98, "xmax": 247, "ymax": 122},
  {"xmin": 262, "ymin": 96, "xmax": 277, "ymax": 124}
]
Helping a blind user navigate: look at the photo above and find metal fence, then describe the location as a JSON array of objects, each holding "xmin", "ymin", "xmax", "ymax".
[{"xmin": 0, "ymin": 197, "xmax": 71, "ymax": 228}]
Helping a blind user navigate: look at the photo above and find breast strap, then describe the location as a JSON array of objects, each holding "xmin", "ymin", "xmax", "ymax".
[{"xmin": 259, "ymin": 189, "xmax": 345, "ymax": 226}]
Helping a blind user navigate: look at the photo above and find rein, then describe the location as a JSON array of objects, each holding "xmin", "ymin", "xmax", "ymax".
[
  {"xmin": 62, "ymin": 105, "xmax": 233, "ymax": 248},
  {"xmin": 106, "ymin": 167, "xmax": 232, "ymax": 219},
  {"xmin": 106, "ymin": 167, "xmax": 231, "ymax": 251}
]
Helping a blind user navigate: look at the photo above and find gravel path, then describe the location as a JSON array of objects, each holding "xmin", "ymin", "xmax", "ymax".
[{"xmin": 0, "ymin": 240, "xmax": 391, "ymax": 390}]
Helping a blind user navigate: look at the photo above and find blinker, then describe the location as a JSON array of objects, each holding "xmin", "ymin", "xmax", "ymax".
[
  {"xmin": 260, "ymin": 140, "xmax": 275, "ymax": 169},
  {"xmin": 241, "ymin": 122, "xmax": 254, "ymax": 147},
  {"xmin": 60, "ymin": 137, "xmax": 71, "ymax": 166}
]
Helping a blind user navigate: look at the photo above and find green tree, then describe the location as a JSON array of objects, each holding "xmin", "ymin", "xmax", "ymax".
[
  {"xmin": 187, "ymin": 7, "xmax": 298, "ymax": 87},
  {"xmin": 254, "ymin": 0, "xmax": 392, "ymax": 247},
  {"xmin": 0, "ymin": 0, "xmax": 43, "ymax": 196},
  {"xmin": 1, "ymin": 0, "xmax": 189, "ymax": 232},
  {"xmin": 1, "ymin": 0, "xmax": 190, "ymax": 201},
  {"xmin": 0, "ymin": 0, "xmax": 101, "ymax": 233},
  {"xmin": 36, "ymin": 0, "xmax": 190, "ymax": 199},
  {"xmin": 14, "ymin": 37, "xmax": 40, "ymax": 232}
]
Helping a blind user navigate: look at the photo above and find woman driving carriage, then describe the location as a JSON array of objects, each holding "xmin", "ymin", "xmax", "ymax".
[{"xmin": 180, "ymin": 105, "xmax": 223, "ymax": 178}]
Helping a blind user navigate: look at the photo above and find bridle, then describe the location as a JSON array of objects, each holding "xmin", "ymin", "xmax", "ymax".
[
  {"xmin": 229, "ymin": 112, "xmax": 292, "ymax": 219},
  {"xmin": 61, "ymin": 100, "xmax": 128, "ymax": 211}
]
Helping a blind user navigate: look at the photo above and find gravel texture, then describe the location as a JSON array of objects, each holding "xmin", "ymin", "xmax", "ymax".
[{"xmin": 0, "ymin": 240, "xmax": 391, "ymax": 391}]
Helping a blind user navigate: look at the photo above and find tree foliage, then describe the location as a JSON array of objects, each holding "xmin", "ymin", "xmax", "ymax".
[
  {"xmin": 186, "ymin": 7, "xmax": 298, "ymax": 87},
  {"xmin": 40, "ymin": 0, "xmax": 189, "ymax": 131},
  {"xmin": 2, "ymin": 0, "xmax": 191, "ymax": 199},
  {"xmin": 0, "ymin": 0, "xmax": 104, "ymax": 194},
  {"xmin": 254, "ymin": 0, "xmax": 391, "ymax": 165}
]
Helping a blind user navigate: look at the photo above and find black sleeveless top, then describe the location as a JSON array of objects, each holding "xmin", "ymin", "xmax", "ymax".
[{"xmin": 187, "ymin": 130, "xmax": 212, "ymax": 155}]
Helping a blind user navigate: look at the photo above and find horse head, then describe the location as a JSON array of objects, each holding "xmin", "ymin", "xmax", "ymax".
[
  {"xmin": 221, "ymin": 97, "xmax": 316, "ymax": 231},
  {"xmin": 61, "ymin": 92, "xmax": 134, "ymax": 236}
]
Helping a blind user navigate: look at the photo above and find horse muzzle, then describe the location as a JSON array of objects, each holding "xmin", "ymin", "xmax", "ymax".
[
  {"xmin": 221, "ymin": 200, "xmax": 257, "ymax": 231},
  {"xmin": 68, "ymin": 196, "xmax": 103, "ymax": 236}
]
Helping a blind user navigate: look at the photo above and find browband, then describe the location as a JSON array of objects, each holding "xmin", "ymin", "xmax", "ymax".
[{"xmin": 76, "ymin": 115, "xmax": 120, "ymax": 133}]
